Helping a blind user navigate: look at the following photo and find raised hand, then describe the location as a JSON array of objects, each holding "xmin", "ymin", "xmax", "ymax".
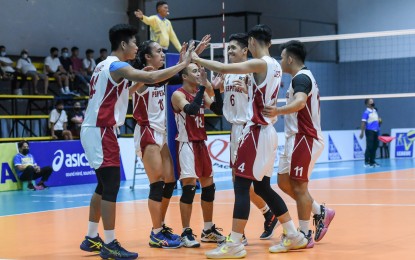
[
  {"xmin": 134, "ymin": 9, "xmax": 144, "ymax": 19},
  {"xmin": 182, "ymin": 41, "xmax": 195, "ymax": 66},
  {"xmin": 195, "ymin": 34, "xmax": 212, "ymax": 55},
  {"xmin": 212, "ymin": 73, "xmax": 224, "ymax": 90},
  {"xmin": 178, "ymin": 42, "xmax": 187, "ymax": 63},
  {"xmin": 198, "ymin": 67, "xmax": 208, "ymax": 86}
]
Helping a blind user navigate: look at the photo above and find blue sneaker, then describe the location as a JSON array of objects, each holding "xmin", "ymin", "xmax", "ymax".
[
  {"xmin": 80, "ymin": 234, "xmax": 103, "ymax": 252},
  {"xmin": 100, "ymin": 239, "xmax": 138, "ymax": 260},
  {"xmin": 149, "ymin": 229, "xmax": 182, "ymax": 249},
  {"xmin": 162, "ymin": 224, "xmax": 181, "ymax": 241}
]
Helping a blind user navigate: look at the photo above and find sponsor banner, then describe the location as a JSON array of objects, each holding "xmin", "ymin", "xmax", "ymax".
[
  {"xmin": 30, "ymin": 140, "xmax": 126, "ymax": 186},
  {"xmin": 0, "ymin": 142, "xmax": 21, "ymax": 192},
  {"xmin": 390, "ymin": 128, "xmax": 415, "ymax": 158}
]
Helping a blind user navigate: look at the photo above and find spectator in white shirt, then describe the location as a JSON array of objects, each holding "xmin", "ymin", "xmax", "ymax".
[
  {"xmin": 0, "ymin": 45, "xmax": 18, "ymax": 94},
  {"xmin": 82, "ymin": 49, "xmax": 96, "ymax": 76},
  {"xmin": 49, "ymin": 100, "xmax": 73, "ymax": 140},
  {"xmin": 16, "ymin": 49, "xmax": 49, "ymax": 95},
  {"xmin": 44, "ymin": 47, "xmax": 72, "ymax": 95}
]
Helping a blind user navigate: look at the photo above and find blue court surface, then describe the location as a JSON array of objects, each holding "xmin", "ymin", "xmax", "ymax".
[{"xmin": 1, "ymin": 158, "xmax": 414, "ymax": 217}]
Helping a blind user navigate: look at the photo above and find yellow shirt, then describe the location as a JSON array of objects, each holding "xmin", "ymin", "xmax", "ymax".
[{"xmin": 142, "ymin": 15, "xmax": 181, "ymax": 52}]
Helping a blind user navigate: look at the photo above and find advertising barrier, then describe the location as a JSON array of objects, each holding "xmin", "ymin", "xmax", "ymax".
[
  {"xmin": 390, "ymin": 128, "xmax": 415, "ymax": 158},
  {"xmin": 0, "ymin": 143, "xmax": 20, "ymax": 191}
]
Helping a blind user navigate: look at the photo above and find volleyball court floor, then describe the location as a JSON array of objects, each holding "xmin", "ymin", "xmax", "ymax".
[{"xmin": 1, "ymin": 158, "xmax": 414, "ymax": 259}]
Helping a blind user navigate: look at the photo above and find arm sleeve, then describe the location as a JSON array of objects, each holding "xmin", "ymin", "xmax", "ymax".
[
  {"xmin": 109, "ymin": 61, "xmax": 130, "ymax": 72},
  {"xmin": 208, "ymin": 89, "xmax": 223, "ymax": 115},
  {"xmin": 183, "ymin": 86, "xmax": 206, "ymax": 115},
  {"xmin": 292, "ymin": 74, "xmax": 312, "ymax": 95},
  {"xmin": 168, "ymin": 22, "xmax": 182, "ymax": 52},
  {"xmin": 142, "ymin": 15, "xmax": 156, "ymax": 27}
]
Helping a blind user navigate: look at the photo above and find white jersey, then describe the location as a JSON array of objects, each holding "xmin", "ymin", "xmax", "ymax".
[
  {"xmin": 223, "ymin": 74, "xmax": 250, "ymax": 124},
  {"xmin": 246, "ymin": 56, "xmax": 281, "ymax": 126},
  {"xmin": 132, "ymin": 85, "xmax": 166, "ymax": 133},
  {"xmin": 284, "ymin": 69, "xmax": 322, "ymax": 139},
  {"xmin": 82, "ymin": 56, "xmax": 129, "ymax": 127}
]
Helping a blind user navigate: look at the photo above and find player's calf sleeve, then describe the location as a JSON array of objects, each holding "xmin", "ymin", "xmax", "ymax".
[
  {"xmin": 253, "ymin": 177, "xmax": 288, "ymax": 217},
  {"xmin": 233, "ymin": 176, "xmax": 252, "ymax": 220}
]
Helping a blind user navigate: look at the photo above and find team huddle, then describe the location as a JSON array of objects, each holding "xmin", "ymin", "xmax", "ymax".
[{"xmin": 78, "ymin": 23, "xmax": 335, "ymax": 259}]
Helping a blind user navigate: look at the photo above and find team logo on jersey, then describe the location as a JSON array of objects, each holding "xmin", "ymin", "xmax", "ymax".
[
  {"xmin": 395, "ymin": 130, "xmax": 415, "ymax": 157},
  {"xmin": 353, "ymin": 134, "xmax": 364, "ymax": 159},
  {"xmin": 328, "ymin": 135, "xmax": 342, "ymax": 161}
]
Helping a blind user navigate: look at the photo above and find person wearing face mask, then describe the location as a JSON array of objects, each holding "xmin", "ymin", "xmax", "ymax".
[
  {"xmin": 16, "ymin": 49, "xmax": 49, "ymax": 95},
  {"xmin": 360, "ymin": 98, "xmax": 381, "ymax": 167},
  {"xmin": 49, "ymin": 100, "xmax": 73, "ymax": 140},
  {"xmin": 13, "ymin": 141, "xmax": 53, "ymax": 190},
  {"xmin": 134, "ymin": 1, "xmax": 182, "ymax": 52},
  {"xmin": 44, "ymin": 47, "xmax": 73, "ymax": 95},
  {"xmin": 59, "ymin": 47, "xmax": 76, "ymax": 91},
  {"xmin": 68, "ymin": 101, "xmax": 84, "ymax": 137},
  {"xmin": 0, "ymin": 45, "xmax": 18, "ymax": 94}
]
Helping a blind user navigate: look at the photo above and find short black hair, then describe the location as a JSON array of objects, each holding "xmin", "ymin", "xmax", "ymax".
[
  {"xmin": 364, "ymin": 98, "xmax": 371, "ymax": 105},
  {"xmin": 21, "ymin": 49, "xmax": 28, "ymax": 55},
  {"xmin": 109, "ymin": 24, "xmax": 138, "ymax": 51},
  {"xmin": 100, "ymin": 48, "xmax": 107, "ymax": 53},
  {"xmin": 61, "ymin": 47, "xmax": 68, "ymax": 52},
  {"xmin": 55, "ymin": 100, "xmax": 64, "ymax": 107},
  {"xmin": 229, "ymin": 33, "xmax": 248, "ymax": 49},
  {"xmin": 17, "ymin": 141, "xmax": 29, "ymax": 149},
  {"xmin": 279, "ymin": 40, "xmax": 306, "ymax": 63},
  {"xmin": 86, "ymin": 49, "xmax": 94, "ymax": 55},
  {"xmin": 50, "ymin": 47, "xmax": 59, "ymax": 53},
  {"xmin": 71, "ymin": 46, "xmax": 79, "ymax": 52},
  {"xmin": 0, "ymin": 45, "xmax": 5, "ymax": 50},
  {"xmin": 156, "ymin": 1, "xmax": 168, "ymax": 11},
  {"xmin": 247, "ymin": 24, "xmax": 272, "ymax": 45}
]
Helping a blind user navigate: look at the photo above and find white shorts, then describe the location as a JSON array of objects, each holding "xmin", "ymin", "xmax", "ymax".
[
  {"xmin": 177, "ymin": 141, "xmax": 213, "ymax": 180},
  {"xmin": 80, "ymin": 126, "xmax": 120, "ymax": 170},
  {"xmin": 234, "ymin": 124, "xmax": 278, "ymax": 181},
  {"xmin": 278, "ymin": 134, "xmax": 324, "ymax": 182},
  {"xmin": 230, "ymin": 123, "xmax": 245, "ymax": 167},
  {"xmin": 134, "ymin": 124, "xmax": 167, "ymax": 158}
]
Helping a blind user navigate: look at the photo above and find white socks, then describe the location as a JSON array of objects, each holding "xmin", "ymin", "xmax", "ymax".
[
  {"xmin": 103, "ymin": 229, "xmax": 115, "ymax": 244},
  {"xmin": 260, "ymin": 205, "xmax": 270, "ymax": 214},
  {"xmin": 204, "ymin": 222, "xmax": 214, "ymax": 231},
  {"xmin": 312, "ymin": 201, "xmax": 322, "ymax": 215},
  {"xmin": 281, "ymin": 220, "xmax": 297, "ymax": 237},
  {"xmin": 230, "ymin": 231, "xmax": 243, "ymax": 243},
  {"xmin": 87, "ymin": 221, "xmax": 99, "ymax": 238},
  {"xmin": 299, "ymin": 220, "xmax": 310, "ymax": 234},
  {"xmin": 153, "ymin": 227, "xmax": 163, "ymax": 234}
]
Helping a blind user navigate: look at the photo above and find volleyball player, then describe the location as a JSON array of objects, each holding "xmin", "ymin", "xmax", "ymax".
[
  {"xmin": 171, "ymin": 63, "xmax": 225, "ymax": 248},
  {"xmin": 79, "ymin": 24, "xmax": 193, "ymax": 259},
  {"xmin": 263, "ymin": 40, "xmax": 335, "ymax": 246},
  {"xmin": 192, "ymin": 24, "xmax": 307, "ymax": 258}
]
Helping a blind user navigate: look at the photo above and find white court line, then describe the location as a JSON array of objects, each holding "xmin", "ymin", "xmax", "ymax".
[
  {"xmin": 331, "ymin": 178, "xmax": 415, "ymax": 181},
  {"xmin": 309, "ymin": 188, "xmax": 415, "ymax": 191}
]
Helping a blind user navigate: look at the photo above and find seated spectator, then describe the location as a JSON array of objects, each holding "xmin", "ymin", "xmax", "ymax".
[
  {"xmin": 44, "ymin": 47, "xmax": 73, "ymax": 95},
  {"xmin": 49, "ymin": 100, "xmax": 73, "ymax": 140},
  {"xmin": 68, "ymin": 101, "xmax": 84, "ymax": 137},
  {"xmin": 14, "ymin": 141, "xmax": 53, "ymax": 190},
  {"xmin": 16, "ymin": 49, "xmax": 49, "ymax": 94},
  {"xmin": 0, "ymin": 45, "xmax": 18, "ymax": 94},
  {"xmin": 59, "ymin": 47, "xmax": 75, "ymax": 85},
  {"xmin": 71, "ymin": 46, "xmax": 91, "ymax": 90},
  {"xmin": 83, "ymin": 49, "xmax": 96, "ymax": 76},
  {"xmin": 95, "ymin": 48, "xmax": 108, "ymax": 64}
]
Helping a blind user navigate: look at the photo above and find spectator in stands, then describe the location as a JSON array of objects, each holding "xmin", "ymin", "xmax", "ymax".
[
  {"xmin": 0, "ymin": 45, "xmax": 18, "ymax": 94},
  {"xmin": 59, "ymin": 47, "xmax": 75, "ymax": 84},
  {"xmin": 71, "ymin": 46, "xmax": 91, "ymax": 89},
  {"xmin": 134, "ymin": 1, "xmax": 182, "ymax": 52},
  {"xmin": 360, "ymin": 98, "xmax": 381, "ymax": 167},
  {"xmin": 16, "ymin": 49, "xmax": 49, "ymax": 94},
  {"xmin": 95, "ymin": 48, "xmax": 108, "ymax": 64},
  {"xmin": 49, "ymin": 100, "xmax": 73, "ymax": 140},
  {"xmin": 83, "ymin": 49, "xmax": 96, "ymax": 76},
  {"xmin": 14, "ymin": 141, "xmax": 53, "ymax": 190},
  {"xmin": 44, "ymin": 47, "xmax": 72, "ymax": 95},
  {"xmin": 68, "ymin": 101, "xmax": 84, "ymax": 137}
]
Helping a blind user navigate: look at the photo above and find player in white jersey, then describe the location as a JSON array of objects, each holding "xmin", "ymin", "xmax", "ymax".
[
  {"xmin": 192, "ymin": 24, "xmax": 307, "ymax": 259},
  {"xmin": 219, "ymin": 33, "xmax": 279, "ymax": 242},
  {"xmin": 263, "ymin": 40, "xmax": 335, "ymax": 248},
  {"xmin": 79, "ymin": 24, "xmax": 194, "ymax": 259}
]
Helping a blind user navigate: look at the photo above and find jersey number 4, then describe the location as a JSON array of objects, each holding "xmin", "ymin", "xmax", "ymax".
[{"xmin": 237, "ymin": 163, "xmax": 245, "ymax": 172}]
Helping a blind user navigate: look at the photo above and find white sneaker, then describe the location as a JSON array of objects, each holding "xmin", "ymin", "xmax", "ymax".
[
  {"xmin": 205, "ymin": 236, "xmax": 247, "ymax": 259},
  {"xmin": 180, "ymin": 228, "xmax": 200, "ymax": 248},
  {"xmin": 269, "ymin": 231, "xmax": 308, "ymax": 253},
  {"xmin": 64, "ymin": 86, "xmax": 70, "ymax": 94}
]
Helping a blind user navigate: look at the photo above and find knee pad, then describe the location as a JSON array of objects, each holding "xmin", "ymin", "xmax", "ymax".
[
  {"xmin": 180, "ymin": 185, "xmax": 196, "ymax": 204},
  {"xmin": 201, "ymin": 183, "xmax": 215, "ymax": 202},
  {"xmin": 163, "ymin": 181, "xmax": 176, "ymax": 199},
  {"xmin": 149, "ymin": 181, "xmax": 164, "ymax": 202}
]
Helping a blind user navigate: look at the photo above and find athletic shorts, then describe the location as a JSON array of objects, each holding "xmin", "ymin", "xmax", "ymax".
[
  {"xmin": 176, "ymin": 141, "xmax": 213, "ymax": 180},
  {"xmin": 134, "ymin": 124, "xmax": 166, "ymax": 158},
  {"xmin": 230, "ymin": 123, "xmax": 245, "ymax": 168},
  {"xmin": 234, "ymin": 124, "xmax": 278, "ymax": 181},
  {"xmin": 278, "ymin": 134, "xmax": 324, "ymax": 182},
  {"xmin": 80, "ymin": 126, "xmax": 120, "ymax": 170}
]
